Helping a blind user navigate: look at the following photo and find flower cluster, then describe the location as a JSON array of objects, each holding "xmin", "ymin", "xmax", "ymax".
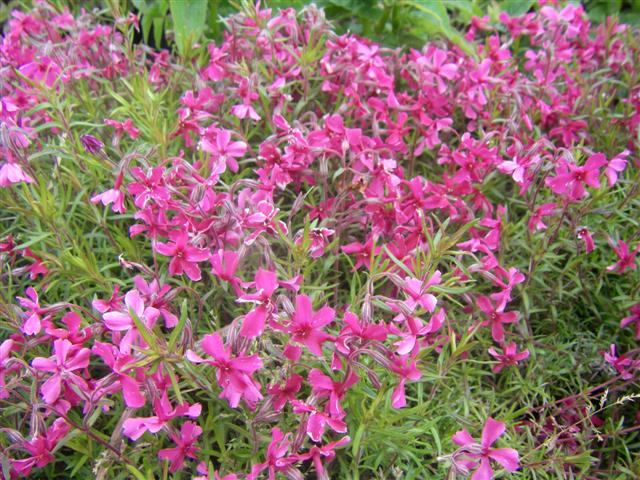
[{"xmin": 0, "ymin": 1, "xmax": 639, "ymax": 478}]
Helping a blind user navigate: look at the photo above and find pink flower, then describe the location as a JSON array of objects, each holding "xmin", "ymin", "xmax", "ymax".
[
  {"xmin": 200, "ymin": 128, "xmax": 247, "ymax": 173},
  {"xmin": 452, "ymin": 418, "xmax": 520, "ymax": 480},
  {"xmin": 237, "ymin": 269, "xmax": 278, "ymax": 338},
  {"xmin": 291, "ymin": 400, "xmax": 347, "ymax": 442},
  {"xmin": 605, "ymin": 150, "xmax": 629, "ymax": 187},
  {"xmin": 91, "ymin": 187, "xmax": 126, "ymax": 213},
  {"xmin": 210, "ymin": 249, "xmax": 242, "ymax": 291},
  {"xmin": 527, "ymin": 202, "xmax": 556, "ymax": 232},
  {"xmin": 0, "ymin": 339, "xmax": 15, "ymax": 399},
  {"xmin": 122, "ymin": 391, "xmax": 201, "ymax": 440},
  {"xmin": 477, "ymin": 296, "xmax": 518, "ymax": 343},
  {"xmin": 31, "ymin": 339, "xmax": 91, "ymax": 404},
  {"xmin": 603, "ymin": 344, "xmax": 639, "ymax": 380},
  {"xmin": 11, "ymin": 418, "xmax": 70, "ymax": 476},
  {"xmin": 17, "ymin": 287, "xmax": 50, "ymax": 336},
  {"xmin": 308, "ymin": 369, "xmax": 359, "ymax": 417},
  {"xmin": 247, "ymin": 428, "xmax": 298, "ymax": 480},
  {"xmin": 155, "ymin": 232, "xmax": 210, "ymax": 281},
  {"xmin": 186, "ymin": 333, "xmax": 263, "ymax": 408},
  {"xmin": 102, "ymin": 289, "xmax": 160, "ymax": 354},
  {"xmin": 620, "ymin": 304, "xmax": 640, "ymax": 339},
  {"xmin": 389, "ymin": 357, "xmax": 422, "ymax": 408},
  {"xmin": 0, "ymin": 160, "xmax": 33, "ymax": 186},
  {"xmin": 286, "ymin": 295, "xmax": 335, "ymax": 356},
  {"xmin": 293, "ymin": 436, "xmax": 350, "ymax": 480},
  {"xmin": 488, "ymin": 343, "xmax": 530, "ymax": 373},
  {"xmin": 336, "ymin": 311, "xmax": 387, "ymax": 354},
  {"xmin": 546, "ymin": 153, "xmax": 607, "ymax": 200},
  {"xmin": 105, "ymin": 118, "xmax": 140, "ymax": 139},
  {"xmin": 401, "ymin": 271, "xmax": 441, "ymax": 312},
  {"xmin": 243, "ymin": 201, "xmax": 288, "ymax": 245},
  {"xmin": 127, "ymin": 166, "xmax": 170, "ymax": 208},
  {"xmin": 92, "ymin": 341, "xmax": 145, "ymax": 408},
  {"xmin": 606, "ymin": 239, "xmax": 639, "ymax": 273},
  {"xmin": 266, "ymin": 374, "xmax": 303, "ymax": 411},
  {"xmin": 158, "ymin": 421, "xmax": 202, "ymax": 472},
  {"xmin": 577, "ymin": 227, "xmax": 595, "ymax": 253}
]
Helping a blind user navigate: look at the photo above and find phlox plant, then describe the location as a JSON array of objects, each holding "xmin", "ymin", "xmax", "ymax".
[{"xmin": 0, "ymin": 0, "xmax": 640, "ymax": 479}]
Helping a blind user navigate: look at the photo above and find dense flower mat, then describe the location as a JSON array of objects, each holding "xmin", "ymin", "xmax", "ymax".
[{"xmin": 1, "ymin": 1, "xmax": 639, "ymax": 478}]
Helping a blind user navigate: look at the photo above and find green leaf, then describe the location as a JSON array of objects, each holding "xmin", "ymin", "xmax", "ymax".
[
  {"xmin": 499, "ymin": 0, "xmax": 534, "ymax": 16},
  {"xmin": 170, "ymin": 0, "xmax": 208, "ymax": 56}
]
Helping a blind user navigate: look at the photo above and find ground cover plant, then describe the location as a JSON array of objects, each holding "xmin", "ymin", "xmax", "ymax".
[{"xmin": 1, "ymin": 0, "xmax": 639, "ymax": 478}]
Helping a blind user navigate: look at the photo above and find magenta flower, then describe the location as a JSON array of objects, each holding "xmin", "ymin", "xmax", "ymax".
[
  {"xmin": 243, "ymin": 200, "xmax": 288, "ymax": 245},
  {"xmin": 158, "ymin": 421, "xmax": 202, "ymax": 472},
  {"xmin": 186, "ymin": 333, "xmax": 263, "ymax": 408},
  {"xmin": 155, "ymin": 232, "xmax": 210, "ymax": 281},
  {"xmin": 80, "ymin": 134, "xmax": 104, "ymax": 154},
  {"xmin": 122, "ymin": 391, "xmax": 201, "ymax": 440},
  {"xmin": 200, "ymin": 128, "xmax": 247, "ymax": 173},
  {"xmin": 477, "ymin": 296, "xmax": 518, "ymax": 343},
  {"xmin": 389, "ymin": 357, "xmax": 422, "ymax": 408},
  {"xmin": 127, "ymin": 166, "xmax": 170, "ymax": 208},
  {"xmin": 105, "ymin": 118, "xmax": 140, "ymax": 140},
  {"xmin": 31, "ymin": 339, "xmax": 91, "ymax": 404},
  {"xmin": 92, "ymin": 341, "xmax": 145, "ymax": 408},
  {"xmin": 577, "ymin": 227, "xmax": 595, "ymax": 253},
  {"xmin": 603, "ymin": 345, "xmax": 639, "ymax": 380},
  {"xmin": 488, "ymin": 343, "xmax": 530, "ymax": 373},
  {"xmin": 17, "ymin": 287, "xmax": 50, "ymax": 336},
  {"xmin": 401, "ymin": 271, "xmax": 441, "ymax": 312},
  {"xmin": 266, "ymin": 374, "xmax": 303, "ymax": 412},
  {"xmin": 336, "ymin": 311, "xmax": 387, "ymax": 354},
  {"xmin": 286, "ymin": 294, "xmax": 335, "ymax": 356},
  {"xmin": 452, "ymin": 418, "xmax": 520, "ymax": 480},
  {"xmin": 210, "ymin": 249, "xmax": 241, "ymax": 292},
  {"xmin": 308, "ymin": 369, "xmax": 359, "ymax": 417},
  {"xmin": 237, "ymin": 269, "xmax": 278, "ymax": 338},
  {"xmin": 606, "ymin": 239, "xmax": 639, "ymax": 274},
  {"xmin": 0, "ymin": 339, "xmax": 15, "ymax": 399},
  {"xmin": 247, "ymin": 428, "xmax": 298, "ymax": 480},
  {"xmin": 11, "ymin": 418, "xmax": 70, "ymax": 477},
  {"xmin": 294, "ymin": 436, "xmax": 350, "ymax": 480},
  {"xmin": 291, "ymin": 400, "xmax": 347, "ymax": 442},
  {"xmin": 0, "ymin": 159, "xmax": 33, "ymax": 186},
  {"xmin": 546, "ymin": 153, "xmax": 607, "ymax": 200},
  {"xmin": 102, "ymin": 289, "xmax": 160, "ymax": 354},
  {"xmin": 620, "ymin": 304, "xmax": 640, "ymax": 339}
]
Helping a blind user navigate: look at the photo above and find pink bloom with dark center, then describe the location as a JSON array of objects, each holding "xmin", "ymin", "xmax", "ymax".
[
  {"xmin": 186, "ymin": 333, "xmax": 263, "ymax": 408},
  {"xmin": 477, "ymin": 296, "xmax": 518, "ymax": 343},
  {"xmin": 546, "ymin": 153, "xmax": 607, "ymax": 200},
  {"xmin": 452, "ymin": 418, "xmax": 520, "ymax": 480},
  {"xmin": 200, "ymin": 128, "xmax": 247, "ymax": 173},
  {"xmin": 11, "ymin": 418, "xmax": 70, "ymax": 477},
  {"xmin": 158, "ymin": 421, "xmax": 202, "ymax": 472},
  {"xmin": 155, "ymin": 232, "xmax": 210, "ymax": 281},
  {"xmin": 488, "ymin": 343, "xmax": 530, "ymax": 373},
  {"xmin": 606, "ymin": 239, "xmax": 639, "ymax": 274},
  {"xmin": 31, "ymin": 339, "xmax": 91, "ymax": 404},
  {"xmin": 286, "ymin": 295, "xmax": 335, "ymax": 356}
]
